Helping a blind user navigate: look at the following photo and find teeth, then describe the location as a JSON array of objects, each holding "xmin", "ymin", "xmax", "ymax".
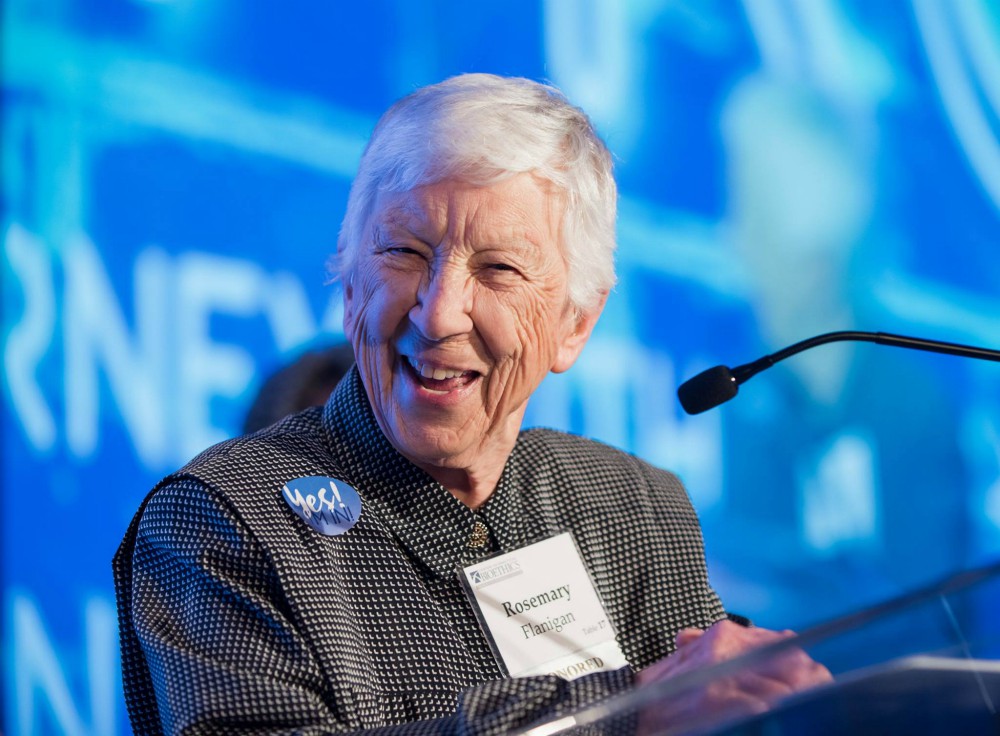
[{"xmin": 407, "ymin": 357, "xmax": 467, "ymax": 380}]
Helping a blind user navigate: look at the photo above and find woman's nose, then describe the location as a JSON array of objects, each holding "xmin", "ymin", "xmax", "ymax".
[{"xmin": 408, "ymin": 267, "xmax": 474, "ymax": 340}]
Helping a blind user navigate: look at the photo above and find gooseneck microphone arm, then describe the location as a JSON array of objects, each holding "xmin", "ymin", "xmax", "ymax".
[{"xmin": 677, "ymin": 330, "xmax": 1000, "ymax": 415}]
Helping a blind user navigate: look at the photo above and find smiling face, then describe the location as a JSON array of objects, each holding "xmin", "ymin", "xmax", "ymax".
[{"xmin": 342, "ymin": 174, "xmax": 603, "ymax": 497}]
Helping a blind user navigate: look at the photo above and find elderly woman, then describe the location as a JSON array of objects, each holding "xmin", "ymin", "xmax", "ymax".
[{"xmin": 115, "ymin": 74, "xmax": 827, "ymax": 736}]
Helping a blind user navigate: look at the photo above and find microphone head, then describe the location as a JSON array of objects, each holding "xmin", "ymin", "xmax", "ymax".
[{"xmin": 677, "ymin": 365, "xmax": 739, "ymax": 415}]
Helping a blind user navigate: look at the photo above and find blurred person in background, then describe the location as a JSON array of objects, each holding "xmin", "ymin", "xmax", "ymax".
[
  {"xmin": 717, "ymin": 75, "xmax": 967, "ymax": 618},
  {"xmin": 242, "ymin": 343, "xmax": 356, "ymax": 434}
]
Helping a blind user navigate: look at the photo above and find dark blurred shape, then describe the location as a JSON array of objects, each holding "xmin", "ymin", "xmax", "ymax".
[{"xmin": 242, "ymin": 343, "xmax": 355, "ymax": 433}]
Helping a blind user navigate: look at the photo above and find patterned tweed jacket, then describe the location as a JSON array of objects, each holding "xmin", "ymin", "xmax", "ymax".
[{"xmin": 114, "ymin": 369, "xmax": 726, "ymax": 736}]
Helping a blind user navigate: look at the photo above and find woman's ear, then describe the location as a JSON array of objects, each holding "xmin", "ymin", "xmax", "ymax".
[{"xmin": 551, "ymin": 292, "xmax": 608, "ymax": 374}]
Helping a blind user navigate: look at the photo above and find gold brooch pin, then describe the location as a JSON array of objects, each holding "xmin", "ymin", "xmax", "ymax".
[{"xmin": 467, "ymin": 520, "xmax": 489, "ymax": 549}]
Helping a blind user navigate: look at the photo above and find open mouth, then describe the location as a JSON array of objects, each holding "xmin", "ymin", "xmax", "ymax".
[{"xmin": 403, "ymin": 356, "xmax": 480, "ymax": 392}]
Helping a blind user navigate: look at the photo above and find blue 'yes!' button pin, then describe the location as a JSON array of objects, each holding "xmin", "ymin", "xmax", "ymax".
[{"xmin": 281, "ymin": 476, "xmax": 362, "ymax": 536}]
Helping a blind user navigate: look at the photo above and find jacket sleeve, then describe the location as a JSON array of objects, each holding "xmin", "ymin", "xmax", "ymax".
[
  {"xmin": 114, "ymin": 478, "xmax": 636, "ymax": 736},
  {"xmin": 635, "ymin": 459, "xmax": 728, "ymax": 632}
]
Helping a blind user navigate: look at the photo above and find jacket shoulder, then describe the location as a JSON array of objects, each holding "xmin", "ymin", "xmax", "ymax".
[
  {"xmin": 179, "ymin": 406, "xmax": 336, "ymax": 485},
  {"xmin": 517, "ymin": 427, "xmax": 686, "ymax": 496}
]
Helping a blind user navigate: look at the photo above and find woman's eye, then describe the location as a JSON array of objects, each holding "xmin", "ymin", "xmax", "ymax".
[{"xmin": 487, "ymin": 263, "xmax": 517, "ymax": 273}]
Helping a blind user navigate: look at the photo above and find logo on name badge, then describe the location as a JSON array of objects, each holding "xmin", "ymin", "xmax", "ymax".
[
  {"xmin": 281, "ymin": 476, "xmax": 361, "ymax": 536},
  {"xmin": 469, "ymin": 558, "xmax": 523, "ymax": 587}
]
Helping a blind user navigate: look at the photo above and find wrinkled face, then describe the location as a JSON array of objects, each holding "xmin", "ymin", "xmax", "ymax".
[{"xmin": 343, "ymin": 174, "xmax": 602, "ymax": 475}]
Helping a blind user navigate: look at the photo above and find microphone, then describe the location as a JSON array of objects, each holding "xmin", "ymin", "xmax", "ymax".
[{"xmin": 677, "ymin": 331, "xmax": 1000, "ymax": 415}]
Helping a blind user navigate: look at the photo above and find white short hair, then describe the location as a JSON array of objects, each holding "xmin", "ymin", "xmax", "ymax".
[{"xmin": 334, "ymin": 73, "xmax": 617, "ymax": 311}]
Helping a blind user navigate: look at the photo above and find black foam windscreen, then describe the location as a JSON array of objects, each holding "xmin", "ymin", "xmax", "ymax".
[{"xmin": 677, "ymin": 365, "xmax": 739, "ymax": 415}]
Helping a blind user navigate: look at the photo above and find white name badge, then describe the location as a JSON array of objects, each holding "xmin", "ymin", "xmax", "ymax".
[{"xmin": 461, "ymin": 532, "xmax": 628, "ymax": 680}]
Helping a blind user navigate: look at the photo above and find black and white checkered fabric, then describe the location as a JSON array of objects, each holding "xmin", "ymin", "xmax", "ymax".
[{"xmin": 114, "ymin": 367, "xmax": 726, "ymax": 735}]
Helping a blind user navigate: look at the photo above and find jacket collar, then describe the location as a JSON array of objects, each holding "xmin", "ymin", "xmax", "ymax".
[{"xmin": 321, "ymin": 367, "xmax": 534, "ymax": 578}]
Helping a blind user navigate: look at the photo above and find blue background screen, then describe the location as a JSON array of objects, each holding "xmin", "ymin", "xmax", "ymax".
[{"xmin": 4, "ymin": 2, "xmax": 1000, "ymax": 733}]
